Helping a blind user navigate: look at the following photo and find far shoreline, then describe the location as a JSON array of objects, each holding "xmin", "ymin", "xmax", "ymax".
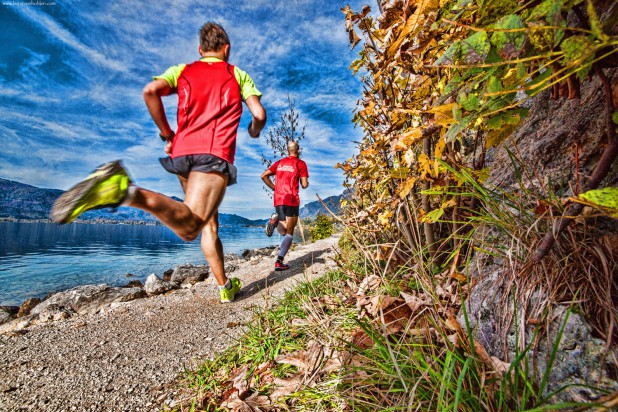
[{"xmin": 0, "ymin": 217, "xmax": 162, "ymax": 226}]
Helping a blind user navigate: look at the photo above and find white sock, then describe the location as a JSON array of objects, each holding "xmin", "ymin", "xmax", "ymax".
[{"xmin": 219, "ymin": 279, "xmax": 231, "ymax": 290}]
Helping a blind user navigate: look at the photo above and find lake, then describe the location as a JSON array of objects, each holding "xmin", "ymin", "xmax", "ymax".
[{"xmin": 0, "ymin": 221, "xmax": 281, "ymax": 306}]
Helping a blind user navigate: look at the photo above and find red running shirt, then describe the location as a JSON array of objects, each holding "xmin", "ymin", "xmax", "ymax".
[
  {"xmin": 269, "ymin": 156, "xmax": 309, "ymax": 207},
  {"xmin": 173, "ymin": 61, "xmax": 242, "ymax": 163}
]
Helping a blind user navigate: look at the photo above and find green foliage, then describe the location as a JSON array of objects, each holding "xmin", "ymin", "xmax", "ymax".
[
  {"xmin": 340, "ymin": 0, "xmax": 617, "ymax": 268},
  {"xmin": 310, "ymin": 213, "xmax": 333, "ymax": 242},
  {"xmin": 490, "ymin": 15, "xmax": 526, "ymax": 60},
  {"xmin": 561, "ymin": 35, "xmax": 595, "ymax": 78}
]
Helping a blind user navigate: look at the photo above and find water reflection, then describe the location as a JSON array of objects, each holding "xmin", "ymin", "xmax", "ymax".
[{"xmin": 0, "ymin": 222, "xmax": 280, "ymax": 305}]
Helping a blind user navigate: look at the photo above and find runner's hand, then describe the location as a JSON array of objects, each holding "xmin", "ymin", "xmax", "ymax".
[
  {"xmin": 248, "ymin": 122, "xmax": 260, "ymax": 138},
  {"xmin": 164, "ymin": 140, "xmax": 173, "ymax": 155}
]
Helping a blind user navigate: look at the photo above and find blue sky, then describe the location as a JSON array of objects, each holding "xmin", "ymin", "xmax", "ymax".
[{"xmin": 0, "ymin": 0, "xmax": 367, "ymax": 219}]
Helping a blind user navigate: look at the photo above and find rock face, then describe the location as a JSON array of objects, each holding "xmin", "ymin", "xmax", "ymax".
[
  {"xmin": 0, "ymin": 307, "xmax": 16, "ymax": 324},
  {"xmin": 460, "ymin": 263, "xmax": 618, "ymax": 402},
  {"xmin": 488, "ymin": 69, "xmax": 618, "ymax": 192},
  {"xmin": 224, "ymin": 254, "xmax": 245, "ymax": 274},
  {"xmin": 464, "ymin": 68, "xmax": 618, "ymax": 403},
  {"xmin": 31, "ymin": 285, "xmax": 146, "ymax": 317}
]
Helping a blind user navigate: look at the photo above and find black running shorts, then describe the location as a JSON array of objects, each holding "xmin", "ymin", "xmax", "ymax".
[
  {"xmin": 275, "ymin": 205, "xmax": 299, "ymax": 221},
  {"xmin": 159, "ymin": 154, "xmax": 237, "ymax": 186}
]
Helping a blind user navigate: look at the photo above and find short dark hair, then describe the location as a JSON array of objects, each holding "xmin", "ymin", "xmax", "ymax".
[{"xmin": 199, "ymin": 22, "xmax": 230, "ymax": 52}]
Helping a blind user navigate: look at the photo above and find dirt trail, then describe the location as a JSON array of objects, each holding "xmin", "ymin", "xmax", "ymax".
[{"xmin": 0, "ymin": 235, "xmax": 340, "ymax": 412}]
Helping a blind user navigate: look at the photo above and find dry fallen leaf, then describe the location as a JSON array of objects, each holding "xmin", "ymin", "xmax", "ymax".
[
  {"xmin": 270, "ymin": 375, "xmax": 302, "ymax": 402},
  {"xmin": 400, "ymin": 291, "xmax": 427, "ymax": 312},
  {"xmin": 220, "ymin": 394, "xmax": 253, "ymax": 412},
  {"xmin": 351, "ymin": 327, "xmax": 374, "ymax": 349},
  {"xmin": 231, "ymin": 365, "xmax": 251, "ymax": 400}
]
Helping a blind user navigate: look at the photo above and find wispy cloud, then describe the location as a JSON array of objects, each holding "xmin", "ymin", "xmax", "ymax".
[{"xmin": 12, "ymin": 5, "xmax": 128, "ymax": 74}]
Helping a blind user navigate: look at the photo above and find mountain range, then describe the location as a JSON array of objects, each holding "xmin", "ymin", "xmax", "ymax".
[
  {"xmin": 0, "ymin": 178, "xmax": 267, "ymax": 226},
  {"xmin": 0, "ymin": 178, "xmax": 343, "ymax": 224}
]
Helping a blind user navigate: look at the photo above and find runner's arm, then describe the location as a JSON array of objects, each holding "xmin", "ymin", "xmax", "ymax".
[
  {"xmin": 300, "ymin": 177, "xmax": 309, "ymax": 189},
  {"xmin": 261, "ymin": 169, "xmax": 276, "ymax": 190},
  {"xmin": 143, "ymin": 78, "xmax": 174, "ymax": 137},
  {"xmin": 245, "ymin": 95, "xmax": 266, "ymax": 138}
]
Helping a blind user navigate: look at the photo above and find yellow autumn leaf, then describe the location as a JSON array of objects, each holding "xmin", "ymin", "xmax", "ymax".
[
  {"xmin": 394, "ymin": 127, "xmax": 423, "ymax": 150},
  {"xmin": 428, "ymin": 103, "xmax": 456, "ymax": 127},
  {"xmin": 361, "ymin": 147, "xmax": 378, "ymax": 156},
  {"xmin": 485, "ymin": 123, "xmax": 518, "ymax": 148},
  {"xmin": 378, "ymin": 210, "xmax": 393, "ymax": 226},
  {"xmin": 360, "ymin": 101, "xmax": 375, "ymax": 117},
  {"xmin": 476, "ymin": 168, "xmax": 490, "ymax": 183},
  {"xmin": 435, "ymin": 136, "xmax": 446, "ymax": 159},
  {"xmin": 398, "ymin": 177, "xmax": 417, "ymax": 198},
  {"xmin": 417, "ymin": 153, "xmax": 432, "ymax": 178},
  {"xmin": 441, "ymin": 198, "xmax": 457, "ymax": 209}
]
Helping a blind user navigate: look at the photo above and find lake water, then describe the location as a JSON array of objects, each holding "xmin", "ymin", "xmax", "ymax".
[{"xmin": 0, "ymin": 221, "xmax": 281, "ymax": 306}]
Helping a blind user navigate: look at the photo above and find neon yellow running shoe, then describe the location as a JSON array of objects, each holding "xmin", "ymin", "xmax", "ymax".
[
  {"xmin": 220, "ymin": 277, "xmax": 242, "ymax": 303},
  {"xmin": 50, "ymin": 160, "xmax": 131, "ymax": 224}
]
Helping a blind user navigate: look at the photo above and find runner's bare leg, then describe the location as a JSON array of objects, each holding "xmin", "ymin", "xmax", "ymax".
[
  {"xmin": 129, "ymin": 172, "xmax": 228, "ymax": 270},
  {"xmin": 284, "ymin": 216, "xmax": 298, "ymax": 235},
  {"xmin": 200, "ymin": 212, "xmax": 227, "ymax": 286}
]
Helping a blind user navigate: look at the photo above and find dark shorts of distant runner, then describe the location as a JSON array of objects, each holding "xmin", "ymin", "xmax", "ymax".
[
  {"xmin": 159, "ymin": 154, "xmax": 238, "ymax": 186},
  {"xmin": 275, "ymin": 205, "xmax": 299, "ymax": 221}
]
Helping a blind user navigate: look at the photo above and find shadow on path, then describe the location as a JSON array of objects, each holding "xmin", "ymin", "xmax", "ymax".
[{"xmin": 236, "ymin": 248, "xmax": 331, "ymax": 301}]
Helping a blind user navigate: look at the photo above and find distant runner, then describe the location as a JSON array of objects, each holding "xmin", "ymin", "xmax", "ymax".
[
  {"xmin": 261, "ymin": 141, "xmax": 309, "ymax": 271},
  {"xmin": 51, "ymin": 22, "xmax": 266, "ymax": 303}
]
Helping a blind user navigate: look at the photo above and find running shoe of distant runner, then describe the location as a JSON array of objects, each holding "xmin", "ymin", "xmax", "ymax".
[{"xmin": 265, "ymin": 212, "xmax": 279, "ymax": 237}]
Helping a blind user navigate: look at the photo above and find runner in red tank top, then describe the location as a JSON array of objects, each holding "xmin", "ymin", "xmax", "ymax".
[{"xmin": 261, "ymin": 141, "xmax": 309, "ymax": 270}]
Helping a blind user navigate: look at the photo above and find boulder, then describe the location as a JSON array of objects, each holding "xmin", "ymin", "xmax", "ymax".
[
  {"xmin": 17, "ymin": 298, "xmax": 42, "ymax": 318},
  {"xmin": 144, "ymin": 274, "xmax": 179, "ymax": 296},
  {"xmin": 124, "ymin": 280, "xmax": 143, "ymax": 288},
  {"xmin": 0, "ymin": 314, "xmax": 34, "ymax": 334},
  {"xmin": 37, "ymin": 304, "xmax": 75, "ymax": 323},
  {"xmin": 31, "ymin": 284, "xmax": 146, "ymax": 317},
  {"xmin": 170, "ymin": 264, "xmax": 209, "ymax": 285},
  {"xmin": 163, "ymin": 269, "xmax": 174, "ymax": 281}
]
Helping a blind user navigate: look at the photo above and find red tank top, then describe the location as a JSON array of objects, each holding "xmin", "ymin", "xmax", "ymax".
[
  {"xmin": 171, "ymin": 61, "xmax": 242, "ymax": 163},
  {"xmin": 269, "ymin": 156, "xmax": 309, "ymax": 207}
]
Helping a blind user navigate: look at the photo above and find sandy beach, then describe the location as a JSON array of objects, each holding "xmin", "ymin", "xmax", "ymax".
[{"xmin": 0, "ymin": 235, "xmax": 340, "ymax": 411}]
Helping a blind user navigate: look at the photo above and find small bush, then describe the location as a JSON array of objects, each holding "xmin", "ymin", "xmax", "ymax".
[{"xmin": 310, "ymin": 213, "xmax": 333, "ymax": 242}]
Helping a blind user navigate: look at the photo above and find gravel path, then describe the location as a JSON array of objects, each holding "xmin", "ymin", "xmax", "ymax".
[{"xmin": 0, "ymin": 235, "xmax": 340, "ymax": 412}]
